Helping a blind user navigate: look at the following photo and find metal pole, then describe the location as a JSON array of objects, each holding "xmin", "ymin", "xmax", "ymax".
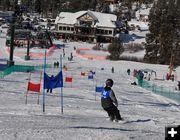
[
  {"xmin": 43, "ymin": 50, "xmax": 47, "ymax": 112},
  {"xmin": 7, "ymin": 0, "xmax": 17, "ymax": 67},
  {"xmin": 25, "ymin": 34, "xmax": 30, "ymax": 60},
  {"xmin": 60, "ymin": 55, "xmax": 63, "ymax": 114},
  {"xmin": 9, "ymin": 16, "xmax": 15, "ymax": 64}
]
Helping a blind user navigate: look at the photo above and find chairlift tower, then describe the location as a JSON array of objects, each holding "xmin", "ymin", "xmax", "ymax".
[
  {"xmin": 25, "ymin": 31, "xmax": 31, "ymax": 60},
  {"xmin": 7, "ymin": 0, "xmax": 19, "ymax": 66}
]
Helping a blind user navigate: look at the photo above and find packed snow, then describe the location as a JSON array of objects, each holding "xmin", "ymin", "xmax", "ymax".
[{"xmin": 0, "ymin": 29, "xmax": 180, "ymax": 140}]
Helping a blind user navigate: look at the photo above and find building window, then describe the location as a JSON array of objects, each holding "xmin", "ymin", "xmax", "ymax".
[
  {"xmin": 59, "ymin": 26, "xmax": 62, "ymax": 31},
  {"xmin": 101, "ymin": 30, "xmax": 104, "ymax": 34},
  {"xmin": 104, "ymin": 30, "xmax": 108, "ymax": 34},
  {"xmin": 109, "ymin": 30, "xmax": 112, "ymax": 34},
  {"xmin": 97, "ymin": 29, "xmax": 100, "ymax": 34},
  {"xmin": 67, "ymin": 27, "xmax": 70, "ymax": 31},
  {"xmin": 63, "ymin": 27, "xmax": 66, "ymax": 30},
  {"xmin": 71, "ymin": 27, "xmax": 74, "ymax": 31}
]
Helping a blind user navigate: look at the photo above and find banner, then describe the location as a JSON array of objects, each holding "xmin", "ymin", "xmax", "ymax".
[
  {"xmin": 28, "ymin": 82, "xmax": 41, "ymax": 92},
  {"xmin": 65, "ymin": 77, "xmax": 72, "ymax": 83},
  {"xmin": 44, "ymin": 71, "xmax": 63, "ymax": 89},
  {"xmin": 81, "ymin": 72, "xmax": 85, "ymax": 76},
  {"xmin": 95, "ymin": 86, "xmax": 103, "ymax": 92},
  {"xmin": 88, "ymin": 75, "xmax": 93, "ymax": 79}
]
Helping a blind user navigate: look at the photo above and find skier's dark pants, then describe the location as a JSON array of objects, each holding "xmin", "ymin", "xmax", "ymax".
[
  {"xmin": 104, "ymin": 104, "xmax": 121, "ymax": 120},
  {"xmin": 47, "ymin": 89, "xmax": 52, "ymax": 93}
]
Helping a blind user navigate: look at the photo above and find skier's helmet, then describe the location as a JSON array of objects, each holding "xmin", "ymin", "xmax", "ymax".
[{"xmin": 105, "ymin": 79, "xmax": 114, "ymax": 87}]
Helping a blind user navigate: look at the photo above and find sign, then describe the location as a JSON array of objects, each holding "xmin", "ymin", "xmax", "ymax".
[{"xmin": 165, "ymin": 125, "xmax": 180, "ymax": 140}]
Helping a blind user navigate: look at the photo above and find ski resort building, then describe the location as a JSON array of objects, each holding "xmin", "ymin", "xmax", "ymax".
[
  {"xmin": 104, "ymin": 0, "xmax": 118, "ymax": 4},
  {"xmin": 55, "ymin": 10, "xmax": 117, "ymax": 42},
  {"xmin": 135, "ymin": 7, "xmax": 151, "ymax": 22}
]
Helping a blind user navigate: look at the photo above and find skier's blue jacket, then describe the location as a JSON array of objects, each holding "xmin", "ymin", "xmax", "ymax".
[
  {"xmin": 101, "ymin": 89, "xmax": 110, "ymax": 99},
  {"xmin": 101, "ymin": 88, "xmax": 114, "ymax": 109}
]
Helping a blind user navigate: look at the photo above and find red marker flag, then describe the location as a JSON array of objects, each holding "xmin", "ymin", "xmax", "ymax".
[
  {"xmin": 64, "ymin": 67, "xmax": 68, "ymax": 71},
  {"xmin": 28, "ymin": 82, "xmax": 41, "ymax": 92},
  {"xmin": 25, "ymin": 72, "xmax": 42, "ymax": 105},
  {"xmin": 65, "ymin": 77, "xmax": 73, "ymax": 83},
  {"xmin": 81, "ymin": 72, "xmax": 85, "ymax": 76}
]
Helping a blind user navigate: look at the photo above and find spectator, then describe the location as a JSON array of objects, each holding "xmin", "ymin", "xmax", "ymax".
[
  {"xmin": 47, "ymin": 75, "xmax": 54, "ymax": 93},
  {"xmin": 111, "ymin": 67, "xmax": 114, "ymax": 73},
  {"xmin": 127, "ymin": 69, "xmax": 130, "ymax": 75},
  {"xmin": 178, "ymin": 81, "xmax": 180, "ymax": 90},
  {"xmin": 56, "ymin": 61, "xmax": 59, "ymax": 68},
  {"xmin": 54, "ymin": 62, "xmax": 57, "ymax": 68}
]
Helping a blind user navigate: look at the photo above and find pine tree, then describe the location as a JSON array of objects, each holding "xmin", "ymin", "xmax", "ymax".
[
  {"xmin": 34, "ymin": 0, "xmax": 41, "ymax": 14},
  {"xmin": 3, "ymin": 0, "xmax": 11, "ymax": 11},
  {"xmin": 144, "ymin": 0, "xmax": 164, "ymax": 63},
  {"xmin": 89, "ymin": 0, "xmax": 97, "ymax": 11},
  {"xmin": 107, "ymin": 38, "xmax": 124, "ymax": 60},
  {"xmin": 172, "ymin": 0, "xmax": 180, "ymax": 66},
  {"xmin": 158, "ymin": 0, "xmax": 175, "ymax": 64},
  {"xmin": 144, "ymin": 0, "xmax": 180, "ymax": 65}
]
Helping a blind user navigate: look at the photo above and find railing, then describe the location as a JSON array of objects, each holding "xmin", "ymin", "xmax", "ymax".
[
  {"xmin": 0, "ymin": 64, "xmax": 52, "ymax": 79},
  {"xmin": 138, "ymin": 79, "xmax": 180, "ymax": 103}
]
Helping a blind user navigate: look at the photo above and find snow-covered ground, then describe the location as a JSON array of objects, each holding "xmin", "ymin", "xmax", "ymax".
[{"xmin": 0, "ymin": 28, "xmax": 180, "ymax": 140}]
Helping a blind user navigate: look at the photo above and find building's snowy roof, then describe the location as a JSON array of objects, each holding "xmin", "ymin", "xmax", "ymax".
[
  {"xmin": 55, "ymin": 10, "xmax": 117, "ymax": 28},
  {"xmin": 128, "ymin": 19, "xmax": 149, "ymax": 30},
  {"xmin": 136, "ymin": 8, "xmax": 151, "ymax": 18}
]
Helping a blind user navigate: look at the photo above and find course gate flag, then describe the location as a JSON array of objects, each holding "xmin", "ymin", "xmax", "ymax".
[
  {"xmin": 65, "ymin": 77, "xmax": 73, "ymax": 83},
  {"xmin": 28, "ymin": 82, "xmax": 41, "ymax": 92},
  {"xmin": 44, "ymin": 71, "xmax": 63, "ymax": 89},
  {"xmin": 95, "ymin": 86, "xmax": 103, "ymax": 93}
]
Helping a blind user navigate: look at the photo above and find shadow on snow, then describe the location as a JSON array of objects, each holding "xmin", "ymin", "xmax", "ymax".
[{"xmin": 69, "ymin": 126, "xmax": 136, "ymax": 131}]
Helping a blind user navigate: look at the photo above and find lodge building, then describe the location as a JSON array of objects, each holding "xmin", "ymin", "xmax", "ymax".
[{"xmin": 55, "ymin": 10, "xmax": 117, "ymax": 43}]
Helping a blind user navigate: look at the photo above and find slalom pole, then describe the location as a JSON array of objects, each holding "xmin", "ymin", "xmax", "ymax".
[
  {"xmin": 25, "ymin": 72, "xmax": 31, "ymax": 104},
  {"xmin": 95, "ymin": 79, "xmax": 97, "ymax": 101},
  {"xmin": 94, "ymin": 68, "xmax": 97, "ymax": 101},
  {"xmin": 37, "ymin": 71, "xmax": 42, "ymax": 104},
  {"xmin": 71, "ymin": 72, "xmax": 73, "ymax": 88},
  {"xmin": 60, "ymin": 54, "xmax": 63, "ymax": 114},
  {"xmin": 43, "ymin": 50, "xmax": 47, "ymax": 112}
]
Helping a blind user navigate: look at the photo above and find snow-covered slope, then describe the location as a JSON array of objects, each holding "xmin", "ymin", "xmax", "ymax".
[{"xmin": 0, "ymin": 37, "xmax": 180, "ymax": 140}]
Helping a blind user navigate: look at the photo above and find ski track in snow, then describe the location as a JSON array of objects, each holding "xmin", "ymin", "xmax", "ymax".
[{"xmin": 0, "ymin": 36, "xmax": 180, "ymax": 140}]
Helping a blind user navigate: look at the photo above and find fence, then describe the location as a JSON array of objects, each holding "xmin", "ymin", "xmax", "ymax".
[
  {"xmin": 129, "ymin": 71, "xmax": 180, "ymax": 103},
  {"xmin": 0, "ymin": 64, "xmax": 52, "ymax": 79},
  {"xmin": 140, "ymin": 80, "xmax": 180, "ymax": 103}
]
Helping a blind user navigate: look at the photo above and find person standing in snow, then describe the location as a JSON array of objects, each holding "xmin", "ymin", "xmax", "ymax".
[
  {"xmin": 47, "ymin": 75, "xmax": 54, "ymax": 93},
  {"xmin": 56, "ymin": 61, "xmax": 59, "ymax": 68},
  {"xmin": 127, "ymin": 69, "xmax": 131, "ymax": 75},
  {"xmin": 178, "ymin": 81, "xmax": 180, "ymax": 90},
  {"xmin": 111, "ymin": 67, "xmax": 114, "ymax": 73},
  {"xmin": 147, "ymin": 73, "xmax": 151, "ymax": 81},
  {"xmin": 101, "ymin": 79, "xmax": 122, "ymax": 122}
]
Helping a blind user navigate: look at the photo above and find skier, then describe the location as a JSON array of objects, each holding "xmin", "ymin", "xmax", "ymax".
[{"xmin": 101, "ymin": 79, "xmax": 122, "ymax": 122}]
